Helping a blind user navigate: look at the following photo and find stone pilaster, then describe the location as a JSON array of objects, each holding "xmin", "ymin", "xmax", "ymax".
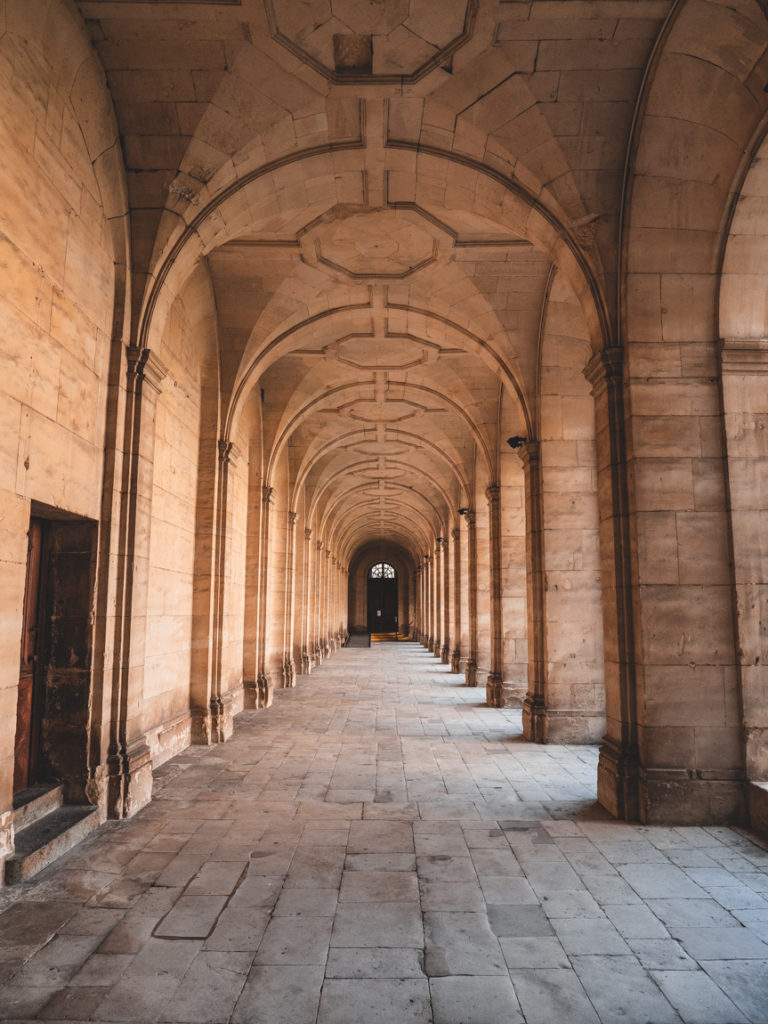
[
  {"xmin": 192, "ymin": 437, "xmax": 240, "ymax": 745},
  {"xmin": 440, "ymin": 537, "xmax": 450, "ymax": 663},
  {"xmin": 583, "ymin": 347, "xmax": 640, "ymax": 820},
  {"xmin": 282, "ymin": 510, "xmax": 298, "ymax": 688},
  {"xmin": 519, "ymin": 442, "xmax": 548, "ymax": 742},
  {"xmin": 313, "ymin": 540, "xmax": 323, "ymax": 663},
  {"xmin": 256, "ymin": 485, "xmax": 274, "ymax": 705},
  {"xmin": 464, "ymin": 510, "xmax": 478, "ymax": 688},
  {"xmin": 450, "ymin": 526, "xmax": 462, "ymax": 672},
  {"xmin": 106, "ymin": 347, "xmax": 168, "ymax": 819},
  {"xmin": 300, "ymin": 527, "xmax": 312, "ymax": 674},
  {"xmin": 485, "ymin": 485, "xmax": 503, "ymax": 707}
]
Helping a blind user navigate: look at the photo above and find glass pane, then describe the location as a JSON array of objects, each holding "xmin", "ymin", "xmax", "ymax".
[{"xmin": 368, "ymin": 561, "xmax": 396, "ymax": 579}]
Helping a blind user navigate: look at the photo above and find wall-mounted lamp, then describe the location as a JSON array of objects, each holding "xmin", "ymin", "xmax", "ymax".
[
  {"xmin": 506, "ymin": 436, "xmax": 527, "ymax": 449},
  {"xmin": 436, "ymin": 536, "xmax": 444, "ymax": 543},
  {"xmin": 458, "ymin": 508, "xmax": 469, "ymax": 516}
]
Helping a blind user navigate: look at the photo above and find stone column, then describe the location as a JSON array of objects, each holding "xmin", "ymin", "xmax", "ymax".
[
  {"xmin": 282, "ymin": 510, "xmax": 298, "ymax": 687},
  {"xmin": 486, "ymin": 485, "xmax": 504, "ymax": 707},
  {"xmin": 107, "ymin": 347, "xmax": 167, "ymax": 818},
  {"xmin": 301, "ymin": 527, "xmax": 312, "ymax": 674},
  {"xmin": 256, "ymin": 485, "xmax": 274, "ymax": 707},
  {"xmin": 323, "ymin": 548, "xmax": 332, "ymax": 655},
  {"xmin": 450, "ymin": 527, "xmax": 462, "ymax": 672},
  {"xmin": 413, "ymin": 565, "xmax": 421, "ymax": 640},
  {"xmin": 201, "ymin": 439, "xmax": 241, "ymax": 743},
  {"xmin": 313, "ymin": 540, "xmax": 323, "ymax": 664},
  {"xmin": 583, "ymin": 348, "xmax": 639, "ymax": 820},
  {"xmin": 331, "ymin": 555, "xmax": 339, "ymax": 649},
  {"xmin": 440, "ymin": 537, "xmax": 450, "ymax": 663},
  {"xmin": 519, "ymin": 442, "xmax": 548, "ymax": 741},
  {"xmin": 433, "ymin": 541, "xmax": 443, "ymax": 657},
  {"xmin": 426, "ymin": 554, "xmax": 435, "ymax": 651},
  {"xmin": 465, "ymin": 510, "xmax": 478, "ymax": 687}
]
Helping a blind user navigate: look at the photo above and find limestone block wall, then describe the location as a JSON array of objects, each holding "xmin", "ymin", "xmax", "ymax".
[{"xmin": 0, "ymin": 2, "xmax": 119, "ymax": 856}]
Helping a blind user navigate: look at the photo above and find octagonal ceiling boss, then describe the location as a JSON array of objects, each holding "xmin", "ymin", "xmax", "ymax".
[
  {"xmin": 299, "ymin": 207, "xmax": 442, "ymax": 279},
  {"xmin": 266, "ymin": 0, "xmax": 478, "ymax": 82}
]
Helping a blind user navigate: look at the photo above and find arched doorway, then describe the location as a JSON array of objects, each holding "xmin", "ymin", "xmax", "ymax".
[{"xmin": 367, "ymin": 563, "xmax": 398, "ymax": 633}]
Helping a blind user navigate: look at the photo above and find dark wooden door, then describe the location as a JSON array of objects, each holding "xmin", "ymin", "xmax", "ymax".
[
  {"xmin": 367, "ymin": 577, "xmax": 398, "ymax": 632},
  {"xmin": 14, "ymin": 518, "xmax": 44, "ymax": 792}
]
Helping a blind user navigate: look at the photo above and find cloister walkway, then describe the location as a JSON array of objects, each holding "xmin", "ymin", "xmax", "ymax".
[{"xmin": 1, "ymin": 643, "xmax": 768, "ymax": 1023}]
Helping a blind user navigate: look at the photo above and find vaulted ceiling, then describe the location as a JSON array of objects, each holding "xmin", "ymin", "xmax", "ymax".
[{"xmin": 77, "ymin": 0, "xmax": 673, "ymax": 560}]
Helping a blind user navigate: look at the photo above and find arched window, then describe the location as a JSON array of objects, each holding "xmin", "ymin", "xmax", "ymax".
[{"xmin": 368, "ymin": 562, "xmax": 396, "ymax": 579}]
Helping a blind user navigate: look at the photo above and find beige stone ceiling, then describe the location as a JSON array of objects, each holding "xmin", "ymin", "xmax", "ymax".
[{"xmin": 76, "ymin": 0, "xmax": 673, "ymax": 560}]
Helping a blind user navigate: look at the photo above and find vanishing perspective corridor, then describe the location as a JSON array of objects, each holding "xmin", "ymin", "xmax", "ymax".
[{"xmin": 1, "ymin": 644, "xmax": 767, "ymax": 1024}]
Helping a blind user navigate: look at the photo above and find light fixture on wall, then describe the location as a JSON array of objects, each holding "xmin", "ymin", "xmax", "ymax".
[
  {"xmin": 436, "ymin": 536, "xmax": 444, "ymax": 543},
  {"xmin": 506, "ymin": 435, "xmax": 527, "ymax": 449},
  {"xmin": 458, "ymin": 508, "xmax": 468, "ymax": 516}
]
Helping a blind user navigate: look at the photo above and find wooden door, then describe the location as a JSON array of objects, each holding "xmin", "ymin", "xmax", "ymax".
[
  {"xmin": 367, "ymin": 577, "xmax": 398, "ymax": 632},
  {"xmin": 14, "ymin": 518, "xmax": 43, "ymax": 793}
]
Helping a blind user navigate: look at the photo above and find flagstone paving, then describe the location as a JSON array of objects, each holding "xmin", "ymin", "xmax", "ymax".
[{"xmin": 1, "ymin": 643, "xmax": 768, "ymax": 1023}]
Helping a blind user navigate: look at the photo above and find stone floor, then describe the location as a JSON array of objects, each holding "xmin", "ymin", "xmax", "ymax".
[{"xmin": 1, "ymin": 643, "xmax": 768, "ymax": 1023}]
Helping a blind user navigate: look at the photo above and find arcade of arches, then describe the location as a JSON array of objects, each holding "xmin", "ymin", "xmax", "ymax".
[{"xmin": 2, "ymin": 0, "xmax": 768, "ymax": 882}]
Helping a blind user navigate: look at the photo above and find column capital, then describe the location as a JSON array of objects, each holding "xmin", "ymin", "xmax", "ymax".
[
  {"xmin": 517, "ymin": 439, "xmax": 540, "ymax": 470},
  {"xmin": 304, "ymin": 527, "xmax": 312, "ymax": 542},
  {"xmin": 464, "ymin": 509, "xmax": 475, "ymax": 528},
  {"xmin": 126, "ymin": 346, "xmax": 168, "ymax": 394},
  {"xmin": 262, "ymin": 484, "xmax": 274, "ymax": 506},
  {"xmin": 583, "ymin": 345, "xmax": 623, "ymax": 395},
  {"xmin": 316, "ymin": 540, "xmax": 323, "ymax": 552},
  {"xmin": 485, "ymin": 483, "xmax": 501, "ymax": 506},
  {"xmin": 218, "ymin": 439, "xmax": 241, "ymax": 466},
  {"xmin": 451, "ymin": 527, "xmax": 460, "ymax": 542},
  {"xmin": 287, "ymin": 509, "xmax": 298, "ymax": 527}
]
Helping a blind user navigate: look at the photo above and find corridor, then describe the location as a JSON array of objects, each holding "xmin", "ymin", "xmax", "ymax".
[{"xmin": 1, "ymin": 645, "xmax": 768, "ymax": 1023}]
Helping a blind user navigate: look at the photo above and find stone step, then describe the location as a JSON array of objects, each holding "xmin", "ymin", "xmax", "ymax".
[
  {"xmin": 5, "ymin": 805, "xmax": 100, "ymax": 884},
  {"xmin": 12, "ymin": 783, "xmax": 65, "ymax": 831}
]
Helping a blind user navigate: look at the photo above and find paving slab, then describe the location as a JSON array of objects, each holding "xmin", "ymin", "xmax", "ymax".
[{"xmin": 1, "ymin": 645, "xmax": 768, "ymax": 1024}]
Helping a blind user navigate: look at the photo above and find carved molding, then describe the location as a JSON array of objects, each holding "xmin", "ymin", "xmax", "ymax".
[
  {"xmin": 126, "ymin": 347, "xmax": 168, "ymax": 395},
  {"xmin": 720, "ymin": 338, "xmax": 768, "ymax": 374},
  {"xmin": 218, "ymin": 439, "xmax": 241, "ymax": 466}
]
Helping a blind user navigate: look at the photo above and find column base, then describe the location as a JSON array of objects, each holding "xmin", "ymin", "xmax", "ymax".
[
  {"xmin": 465, "ymin": 660, "xmax": 477, "ymax": 687},
  {"xmin": 637, "ymin": 767, "xmax": 746, "ymax": 826},
  {"xmin": 428, "ymin": 635, "xmax": 435, "ymax": 653},
  {"xmin": 440, "ymin": 645, "xmax": 450, "ymax": 665},
  {"xmin": 282, "ymin": 658, "xmax": 296, "ymax": 688},
  {"xmin": 244, "ymin": 676, "xmax": 273, "ymax": 708},
  {"xmin": 486, "ymin": 673, "xmax": 503, "ymax": 708},
  {"xmin": 523, "ymin": 696, "xmax": 547, "ymax": 742},
  {"xmin": 0, "ymin": 807, "xmax": 12, "ymax": 879},
  {"xmin": 450, "ymin": 649, "xmax": 461, "ymax": 673},
  {"xmin": 597, "ymin": 737, "xmax": 640, "ymax": 821},
  {"xmin": 300, "ymin": 649, "xmax": 311, "ymax": 675},
  {"xmin": 192, "ymin": 695, "xmax": 234, "ymax": 745},
  {"xmin": 107, "ymin": 738, "xmax": 153, "ymax": 819},
  {"xmin": 748, "ymin": 781, "xmax": 768, "ymax": 840}
]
